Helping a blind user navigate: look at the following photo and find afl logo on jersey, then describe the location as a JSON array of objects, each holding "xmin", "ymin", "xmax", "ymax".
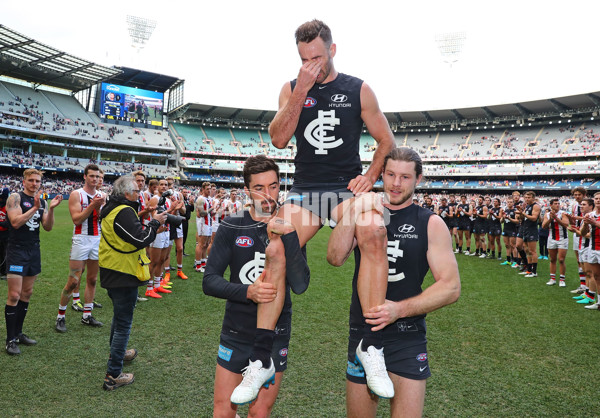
[
  {"xmin": 235, "ymin": 236, "xmax": 254, "ymax": 247},
  {"xmin": 304, "ymin": 97, "xmax": 317, "ymax": 108},
  {"xmin": 23, "ymin": 201, "xmax": 32, "ymax": 208}
]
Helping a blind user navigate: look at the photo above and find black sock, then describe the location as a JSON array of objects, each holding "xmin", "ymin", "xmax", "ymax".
[
  {"xmin": 361, "ymin": 326, "xmax": 383, "ymax": 351},
  {"xmin": 5, "ymin": 304, "xmax": 17, "ymax": 343},
  {"xmin": 15, "ymin": 300, "xmax": 28, "ymax": 336},
  {"xmin": 249, "ymin": 328, "xmax": 275, "ymax": 367},
  {"xmin": 519, "ymin": 250, "xmax": 527, "ymax": 262},
  {"xmin": 458, "ymin": 246, "xmax": 462, "ymax": 252},
  {"xmin": 491, "ymin": 251, "xmax": 495, "ymax": 258},
  {"xmin": 532, "ymin": 263, "xmax": 537, "ymax": 274},
  {"xmin": 506, "ymin": 255, "xmax": 511, "ymax": 262}
]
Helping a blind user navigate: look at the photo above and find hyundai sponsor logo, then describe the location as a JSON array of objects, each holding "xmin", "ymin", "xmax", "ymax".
[
  {"xmin": 331, "ymin": 94, "xmax": 348, "ymax": 103},
  {"xmin": 398, "ymin": 224, "xmax": 416, "ymax": 233}
]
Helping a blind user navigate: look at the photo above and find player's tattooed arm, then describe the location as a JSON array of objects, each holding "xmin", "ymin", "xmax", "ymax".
[{"xmin": 7, "ymin": 192, "xmax": 37, "ymax": 229}]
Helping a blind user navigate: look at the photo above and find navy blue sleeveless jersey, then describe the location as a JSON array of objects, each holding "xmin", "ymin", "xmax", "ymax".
[
  {"xmin": 8, "ymin": 192, "xmax": 46, "ymax": 244},
  {"xmin": 523, "ymin": 203, "xmax": 539, "ymax": 230},
  {"xmin": 203, "ymin": 210, "xmax": 292, "ymax": 340},
  {"xmin": 489, "ymin": 206, "xmax": 502, "ymax": 227},
  {"xmin": 290, "ymin": 73, "xmax": 364, "ymax": 184},
  {"xmin": 350, "ymin": 204, "xmax": 433, "ymax": 334},
  {"xmin": 474, "ymin": 205, "xmax": 486, "ymax": 227}
]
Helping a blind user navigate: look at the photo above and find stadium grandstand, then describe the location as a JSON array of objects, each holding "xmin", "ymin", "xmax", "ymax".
[{"xmin": 0, "ymin": 23, "xmax": 598, "ymax": 195}]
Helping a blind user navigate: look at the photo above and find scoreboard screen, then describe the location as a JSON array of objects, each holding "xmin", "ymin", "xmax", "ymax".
[{"xmin": 99, "ymin": 83, "xmax": 164, "ymax": 127}]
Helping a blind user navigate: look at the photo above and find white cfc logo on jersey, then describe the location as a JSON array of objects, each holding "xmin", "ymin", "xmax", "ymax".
[
  {"xmin": 239, "ymin": 252, "xmax": 266, "ymax": 285},
  {"xmin": 387, "ymin": 240, "xmax": 405, "ymax": 282},
  {"xmin": 304, "ymin": 110, "xmax": 342, "ymax": 155},
  {"xmin": 26, "ymin": 210, "xmax": 41, "ymax": 232}
]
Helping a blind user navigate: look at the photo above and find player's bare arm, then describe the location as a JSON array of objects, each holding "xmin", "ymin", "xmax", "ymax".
[
  {"xmin": 364, "ymin": 216, "xmax": 460, "ymax": 330},
  {"xmin": 42, "ymin": 194, "xmax": 62, "ymax": 231},
  {"xmin": 6, "ymin": 192, "xmax": 39, "ymax": 229},
  {"xmin": 269, "ymin": 60, "xmax": 322, "ymax": 149},
  {"xmin": 69, "ymin": 190, "xmax": 103, "ymax": 226},
  {"xmin": 347, "ymin": 83, "xmax": 395, "ymax": 194}
]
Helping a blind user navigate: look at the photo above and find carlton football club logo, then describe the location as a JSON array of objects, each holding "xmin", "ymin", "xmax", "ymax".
[
  {"xmin": 304, "ymin": 109, "xmax": 342, "ymax": 155},
  {"xmin": 238, "ymin": 252, "xmax": 266, "ymax": 285},
  {"xmin": 387, "ymin": 240, "xmax": 405, "ymax": 282}
]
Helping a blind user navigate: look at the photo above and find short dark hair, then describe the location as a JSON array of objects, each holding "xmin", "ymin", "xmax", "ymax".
[
  {"xmin": 572, "ymin": 186, "xmax": 586, "ymax": 196},
  {"xmin": 295, "ymin": 19, "xmax": 333, "ymax": 47},
  {"xmin": 550, "ymin": 198, "xmax": 559, "ymax": 205},
  {"xmin": 243, "ymin": 155, "xmax": 279, "ymax": 188},
  {"xmin": 84, "ymin": 164, "xmax": 100, "ymax": 176},
  {"xmin": 583, "ymin": 198, "xmax": 594, "ymax": 207},
  {"xmin": 383, "ymin": 147, "xmax": 422, "ymax": 176},
  {"xmin": 525, "ymin": 191, "xmax": 536, "ymax": 198}
]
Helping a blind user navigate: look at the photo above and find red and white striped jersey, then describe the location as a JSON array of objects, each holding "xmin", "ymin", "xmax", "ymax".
[
  {"xmin": 196, "ymin": 196, "xmax": 212, "ymax": 227},
  {"xmin": 572, "ymin": 202, "xmax": 582, "ymax": 227},
  {"xmin": 73, "ymin": 188, "xmax": 102, "ymax": 236},
  {"xmin": 546, "ymin": 210, "xmax": 568, "ymax": 241},
  {"xmin": 590, "ymin": 212, "xmax": 600, "ymax": 251}
]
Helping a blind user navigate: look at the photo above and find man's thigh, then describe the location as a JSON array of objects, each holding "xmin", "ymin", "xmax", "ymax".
[
  {"xmin": 389, "ymin": 373, "xmax": 426, "ymax": 418},
  {"xmin": 277, "ymin": 203, "xmax": 321, "ymax": 248}
]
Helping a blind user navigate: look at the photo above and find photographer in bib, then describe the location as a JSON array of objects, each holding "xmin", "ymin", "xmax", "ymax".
[{"xmin": 99, "ymin": 175, "xmax": 166, "ymax": 390}]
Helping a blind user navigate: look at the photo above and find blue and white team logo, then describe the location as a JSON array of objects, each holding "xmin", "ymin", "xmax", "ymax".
[
  {"xmin": 235, "ymin": 236, "xmax": 254, "ymax": 247},
  {"xmin": 304, "ymin": 109, "xmax": 342, "ymax": 155},
  {"xmin": 25, "ymin": 211, "xmax": 41, "ymax": 232},
  {"xmin": 238, "ymin": 252, "xmax": 266, "ymax": 285},
  {"xmin": 387, "ymin": 240, "xmax": 405, "ymax": 282}
]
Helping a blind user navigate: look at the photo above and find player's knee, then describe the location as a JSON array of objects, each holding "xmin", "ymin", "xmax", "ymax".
[
  {"xmin": 265, "ymin": 237, "xmax": 284, "ymax": 261},
  {"xmin": 248, "ymin": 402, "xmax": 275, "ymax": 418},
  {"xmin": 6, "ymin": 290, "xmax": 20, "ymax": 305},
  {"xmin": 356, "ymin": 218, "xmax": 386, "ymax": 250}
]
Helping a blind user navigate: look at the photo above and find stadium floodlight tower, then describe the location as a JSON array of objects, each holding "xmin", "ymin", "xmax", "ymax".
[
  {"xmin": 126, "ymin": 15, "xmax": 157, "ymax": 52},
  {"xmin": 435, "ymin": 31, "xmax": 466, "ymax": 67}
]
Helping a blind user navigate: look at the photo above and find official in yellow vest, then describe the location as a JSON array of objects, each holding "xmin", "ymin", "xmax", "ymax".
[{"xmin": 99, "ymin": 175, "xmax": 166, "ymax": 391}]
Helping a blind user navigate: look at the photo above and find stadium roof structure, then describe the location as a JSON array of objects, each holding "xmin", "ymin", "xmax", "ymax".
[
  {"xmin": 105, "ymin": 66, "xmax": 183, "ymax": 93},
  {"xmin": 171, "ymin": 91, "xmax": 600, "ymax": 132},
  {"xmin": 0, "ymin": 24, "xmax": 122, "ymax": 92}
]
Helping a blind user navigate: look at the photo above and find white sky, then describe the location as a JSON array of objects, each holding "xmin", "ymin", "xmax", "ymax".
[{"xmin": 3, "ymin": 0, "xmax": 600, "ymax": 112}]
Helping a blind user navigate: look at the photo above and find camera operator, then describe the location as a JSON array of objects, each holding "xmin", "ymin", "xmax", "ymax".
[{"xmin": 99, "ymin": 175, "xmax": 166, "ymax": 390}]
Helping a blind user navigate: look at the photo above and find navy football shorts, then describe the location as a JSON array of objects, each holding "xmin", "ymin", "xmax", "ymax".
[
  {"xmin": 217, "ymin": 322, "xmax": 291, "ymax": 374},
  {"xmin": 347, "ymin": 318, "xmax": 431, "ymax": 383}
]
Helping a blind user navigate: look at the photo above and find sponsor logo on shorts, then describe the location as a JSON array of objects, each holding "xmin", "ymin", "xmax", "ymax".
[
  {"xmin": 9, "ymin": 265, "xmax": 23, "ymax": 273},
  {"xmin": 279, "ymin": 348, "xmax": 288, "ymax": 357},
  {"xmin": 235, "ymin": 236, "xmax": 254, "ymax": 247},
  {"xmin": 420, "ymin": 365, "xmax": 428, "ymax": 372},
  {"xmin": 416, "ymin": 353, "xmax": 428, "ymax": 362},
  {"xmin": 347, "ymin": 360, "xmax": 365, "ymax": 377},
  {"xmin": 218, "ymin": 344, "xmax": 233, "ymax": 362},
  {"xmin": 304, "ymin": 97, "xmax": 317, "ymax": 108}
]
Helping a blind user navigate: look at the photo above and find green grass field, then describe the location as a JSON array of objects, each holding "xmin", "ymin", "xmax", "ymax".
[{"xmin": 0, "ymin": 204, "xmax": 597, "ymax": 417}]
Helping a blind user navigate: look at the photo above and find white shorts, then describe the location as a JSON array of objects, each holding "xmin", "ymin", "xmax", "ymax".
[
  {"xmin": 586, "ymin": 249, "xmax": 600, "ymax": 264},
  {"xmin": 197, "ymin": 219, "xmax": 212, "ymax": 237},
  {"xmin": 573, "ymin": 233, "xmax": 580, "ymax": 252},
  {"xmin": 70, "ymin": 235, "xmax": 100, "ymax": 261},
  {"xmin": 176, "ymin": 224, "xmax": 184, "ymax": 239},
  {"xmin": 579, "ymin": 246, "xmax": 590, "ymax": 264},
  {"xmin": 548, "ymin": 238, "xmax": 569, "ymax": 250},
  {"xmin": 150, "ymin": 231, "xmax": 171, "ymax": 249},
  {"xmin": 212, "ymin": 222, "xmax": 219, "ymax": 234}
]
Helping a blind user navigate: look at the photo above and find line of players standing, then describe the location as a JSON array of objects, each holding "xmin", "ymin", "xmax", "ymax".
[{"xmin": 420, "ymin": 188, "xmax": 600, "ymax": 309}]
